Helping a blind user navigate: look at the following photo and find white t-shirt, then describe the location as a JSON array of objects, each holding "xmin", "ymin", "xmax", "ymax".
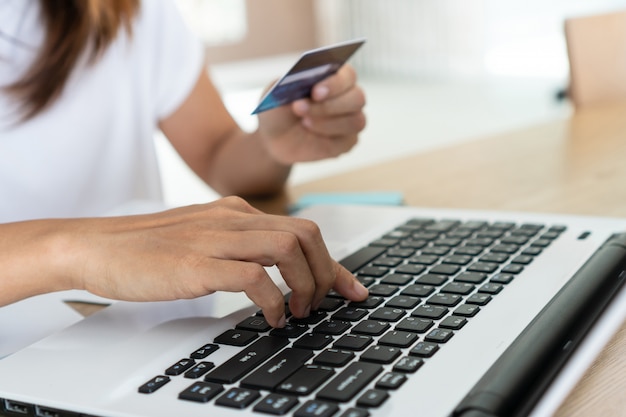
[{"xmin": 0, "ymin": 0, "xmax": 204, "ymax": 222}]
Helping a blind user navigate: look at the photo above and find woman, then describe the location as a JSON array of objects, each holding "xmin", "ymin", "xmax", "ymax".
[{"xmin": 0, "ymin": 0, "xmax": 368, "ymax": 327}]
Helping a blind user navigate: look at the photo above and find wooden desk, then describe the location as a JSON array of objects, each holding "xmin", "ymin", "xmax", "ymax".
[{"xmin": 275, "ymin": 102, "xmax": 626, "ymax": 417}]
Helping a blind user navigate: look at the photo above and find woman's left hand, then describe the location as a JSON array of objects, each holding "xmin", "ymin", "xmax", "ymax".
[{"xmin": 257, "ymin": 64, "xmax": 366, "ymax": 165}]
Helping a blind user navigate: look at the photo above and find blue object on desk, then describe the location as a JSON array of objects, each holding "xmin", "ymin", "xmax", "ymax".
[{"xmin": 290, "ymin": 191, "xmax": 404, "ymax": 213}]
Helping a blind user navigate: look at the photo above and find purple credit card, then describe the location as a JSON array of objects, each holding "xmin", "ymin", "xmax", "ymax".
[{"xmin": 251, "ymin": 38, "xmax": 366, "ymax": 115}]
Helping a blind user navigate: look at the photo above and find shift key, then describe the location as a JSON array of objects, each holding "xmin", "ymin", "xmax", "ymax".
[{"xmin": 317, "ymin": 362, "xmax": 382, "ymax": 402}]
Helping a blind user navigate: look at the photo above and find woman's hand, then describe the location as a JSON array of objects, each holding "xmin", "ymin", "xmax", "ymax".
[
  {"xmin": 46, "ymin": 197, "xmax": 367, "ymax": 327},
  {"xmin": 257, "ymin": 64, "xmax": 366, "ymax": 165}
]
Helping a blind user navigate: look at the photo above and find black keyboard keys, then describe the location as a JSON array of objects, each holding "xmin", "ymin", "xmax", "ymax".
[
  {"xmin": 205, "ymin": 337, "xmax": 288, "ymax": 384},
  {"xmin": 241, "ymin": 348, "xmax": 313, "ymax": 391},
  {"xmin": 277, "ymin": 365, "xmax": 335, "ymax": 396},
  {"xmin": 178, "ymin": 381, "xmax": 223, "ymax": 403}
]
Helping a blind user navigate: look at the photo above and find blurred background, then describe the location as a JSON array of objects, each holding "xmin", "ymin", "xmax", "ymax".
[{"xmin": 158, "ymin": 0, "xmax": 626, "ymax": 206}]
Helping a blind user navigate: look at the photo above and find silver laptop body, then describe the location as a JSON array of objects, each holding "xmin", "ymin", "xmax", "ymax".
[{"xmin": 0, "ymin": 204, "xmax": 624, "ymax": 417}]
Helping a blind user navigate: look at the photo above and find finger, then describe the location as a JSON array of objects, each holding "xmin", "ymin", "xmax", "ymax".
[
  {"xmin": 204, "ymin": 228, "xmax": 319, "ymax": 318},
  {"xmin": 303, "ymin": 112, "xmax": 366, "ymax": 138},
  {"xmin": 204, "ymin": 258, "xmax": 287, "ymax": 328},
  {"xmin": 311, "ymin": 64, "xmax": 358, "ymax": 101},
  {"xmin": 328, "ymin": 262, "xmax": 369, "ymax": 304},
  {"xmin": 231, "ymin": 215, "xmax": 338, "ymax": 317}
]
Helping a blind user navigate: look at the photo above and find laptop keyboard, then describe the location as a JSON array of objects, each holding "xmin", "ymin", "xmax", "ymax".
[{"xmin": 138, "ymin": 217, "xmax": 566, "ymax": 416}]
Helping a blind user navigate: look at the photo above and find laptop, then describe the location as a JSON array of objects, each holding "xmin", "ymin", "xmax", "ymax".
[{"xmin": 0, "ymin": 204, "xmax": 624, "ymax": 417}]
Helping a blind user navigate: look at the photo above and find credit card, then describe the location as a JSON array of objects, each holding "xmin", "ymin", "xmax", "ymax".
[{"xmin": 251, "ymin": 38, "xmax": 366, "ymax": 114}]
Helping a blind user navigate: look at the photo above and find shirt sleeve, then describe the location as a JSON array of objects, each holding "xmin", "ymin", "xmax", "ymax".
[{"xmin": 139, "ymin": 0, "xmax": 205, "ymax": 121}]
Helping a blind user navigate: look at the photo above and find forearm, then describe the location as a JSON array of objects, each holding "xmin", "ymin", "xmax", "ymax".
[
  {"xmin": 0, "ymin": 220, "xmax": 78, "ymax": 306},
  {"xmin": 205, "ymin": 128, "xmax": 293, "ymax": 197}
]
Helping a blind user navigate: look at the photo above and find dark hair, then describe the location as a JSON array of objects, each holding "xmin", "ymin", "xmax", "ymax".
[{"xmin": 6, "ymin": 0, "xmax": 140, "ymax": 121}]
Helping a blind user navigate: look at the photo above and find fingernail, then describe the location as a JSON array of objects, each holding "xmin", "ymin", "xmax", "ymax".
[
  {"xmin": 314, "ymin": 85, "xmax": 329, "ymax": 100},
  {"xmin": 277, "ymin": 314, "xmax": 286, "ymax": 328},
  {"xmin": 353, "ymin": 279, "xmax": 369, "ymax": 299},
  {"xmin": 293, "ymin": 99, "xmax": 309, "ymax": 115}
]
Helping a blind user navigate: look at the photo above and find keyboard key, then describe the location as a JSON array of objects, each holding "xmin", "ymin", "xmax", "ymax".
[
  {"xmin": 490, "ymin": 273, "xmax": 514, "ymax": 284},
  {"xmin": 409, "ymin": 341, "xmax": 439, "ymax": 358},
  {"xmin": 215, "ymin": 387, "xmax": 260, "ymax": 409},
  {"xmin": 360, "ymin": 345, "xmax": 402, "ymax": 364},
  {"xmin": 480, "ymin": 253, "xmax": 509, "ymax": 263},
  {"xmin": 184, "ymin": 361, "xmax": 215, "ymax": 379},
  {"xmin": 190, "ymin": 343, "xmax": 219, "ymax": 360},
  {"xmin": 408, "ymin": 254, "xmax": 439, "ymax": 265},
  {"xmin": 376, "ymin": 372, "xmax": 407, "ymax": 390},
  {"xmin": 427, "ymin": 293, "xmax": 462, "ymax": 307},
  {"xmin": 313, "ymin": 349, "xmax": 355, "ymax": 367},
  {"xmin": 420, "ymin": 245, "xmax": 450, "ymax": 256},
  {"xmin": 466, "ymin": 293, "xmax": 492, "ymax": 306},
  {"xmin": 373, "ymin": 256, "xmax": 403, "ymax": 267},
  {"xmin": 454, "ymin": 272, "xmax": 488, "ymax": 284},
  {"xmin": 466, "ymin": 262, "xmax": 499, "ymax": 274},
  {"xmin": 394, "ymin": 263, "xmax": 426, "ymax": 275},
  {"xmin": 294, "ymin": 400, "xmax": 339, "ymax": 417},
  {"xmin": 501, "ymin": 264, "xmax": 524, "ymax": 274},
  {"xmin": 441, "ymin": 255, "xmax": 472, "ymax": 265},
  {"xmin": 241, "ymin": 348, "xmax": 313, "ymax": 391},
  {"xmin": 425, "ymin": 328, "xmax": 454, "ymax": 343},
  {"xmin": 385, "ymin": 295, "xmax": 421, "ymax": 309},
  {"xmin": 165, "ymin": 358, "xmax": 196, "ymax": 376},
  {"xmin": 454, "ymin": 304, "xmax": 480, "ymax": 317},
  {"xmin": 380, "ymin": 273, "xmax": 413, "ymax": 286},
  {"xmin": 317, "ymin": 362, "xmax": 383, "ymax": 402},
  {"xmin": 254, "ymin": 393, "xmax": 299, "ymax": 415},
  {"xmin": 368, "ymin": 307, "xmax": 406, "ymax": 322},
  {"xmin": 348, "ymin": 296, "xmax": 385, "ymax": 309},
  {"xmin": 415, "ymin": 274, "xmax": 448, "ymax": 286},
  {"xmin": 440, "ymin": 282, "xmax": 475, "ymax": 295},
  {"xmin": 358, "ymin": 266, "xmax": 389, "ymax": 277},
  {"xmin": 393, "ymin": 356, "xmax": 424, "ymax": 373},
  {"xmin": 270, "ymin": 323, "xmax": 309, "ymax": 338},
  {"xmin": 333, "ymin": 334, "xmax": 373, "ymax": 351},
  {"xmin": 490, "ymin": 244, "xmax": 519, "ymax": 254},
  {"xmin": 332, "ymin": 307, "xmax": 369, "ymax": 322},
  {"xmin": 278, "ymin": 365, "xmax": 335, "ymax": 396},
  {"xmin": 412, "ymin": 304, "xmax": 448, "ymax": 319},
  {"xmin": 205, "ymin": 337, "xmax": 289, "ymax": 384},
  {"xmin": 511, "ymin": 255, "xmax": 534, "ymax": 265},
  {"xmin": 290, "ymin": 310, "xmax": 328, "ymax": 325},
  {"xmin": 356, "ymin": 389, "xmax": 389, "ymax": 408},
  {"xmin": 429, "ymin": 264, "xmax": 460, "ymax": 275},
  {"xmin": 378, "ymin": 330, "xmax": 418, "ymax": 348},
  {"xmin": 478, "ymin": 283, "xmax": 504, "ymax": 294},
  {"xmin": 138, "ymin": 375, "xmax": 170, "ymax": 394},
  {"xmin": 314, "ymin": 320, "xmax": 351, "ymax": 335},
  {"xmin": 439, "ymin": 316, "xmax": 468, "ymax": 330},
  {"xmin": 367, "ymin": 284, "xmax": 399, "ymax": 297},
  {"xmin": 352, "ymin": 320, "xmax": 391, "ymax": 336},
  {"xmin": 178, "ymin": 381, "xmax": 223, "ymax": 402},
  {"xmin": 214, "ymin": 329, "xmax": 258, "ymax": 346},
  {"xmin": 293, "ymin": 333, "xmax": 334, "ymax": 350},
  {"xmin": 401, "ymin": 284, "xmax": 435, "ymax": 297},
  {"xmin": 395, "ymin": 317, "xmax": 433, "ymax": 333},
  {"xmin": 316, "ymin": 297, "xmax": 344, "ymax": 312}
]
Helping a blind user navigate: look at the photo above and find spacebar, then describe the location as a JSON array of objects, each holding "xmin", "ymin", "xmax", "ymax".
[{"xmin": 339, "ymin": 246, "xmax": 386, "ymax": 273}]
